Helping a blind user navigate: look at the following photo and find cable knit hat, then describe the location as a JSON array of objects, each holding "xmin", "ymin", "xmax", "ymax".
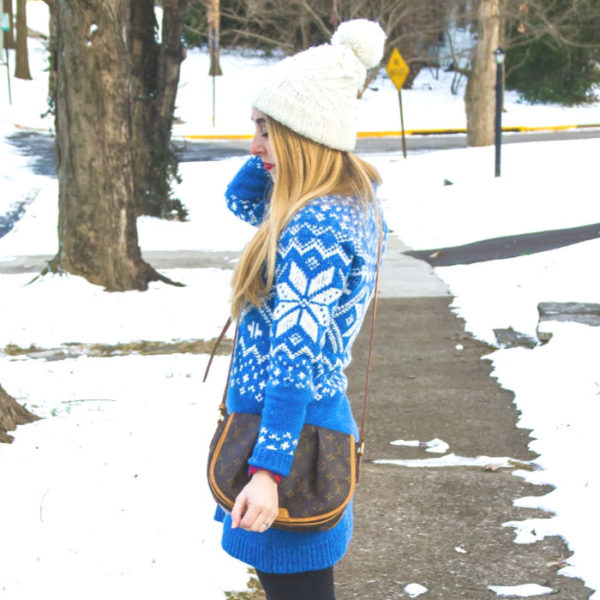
[{"xmin": 251, "ymin": 19, "xmax": 386, "ymax": 152}]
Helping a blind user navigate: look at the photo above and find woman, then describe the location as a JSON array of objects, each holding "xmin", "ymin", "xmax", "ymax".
[{"xmin": 216, "ymin": 19, "xmax": 388, "ymax": 600}]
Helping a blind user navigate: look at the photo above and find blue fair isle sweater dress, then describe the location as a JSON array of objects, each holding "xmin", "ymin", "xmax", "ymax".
[{"xmin": 216, "ymin": 156, "xmax": 387, "ymax": 574}]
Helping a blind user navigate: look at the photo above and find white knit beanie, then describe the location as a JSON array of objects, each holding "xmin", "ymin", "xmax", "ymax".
[{"xmin": 251, "ymin": 19, "xmax": 386, "ymax": 152}]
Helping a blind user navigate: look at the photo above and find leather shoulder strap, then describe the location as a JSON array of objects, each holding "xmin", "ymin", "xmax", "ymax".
[{"xmin": 356, "ymin": 212, "xmax": 384, "ymax": 481}]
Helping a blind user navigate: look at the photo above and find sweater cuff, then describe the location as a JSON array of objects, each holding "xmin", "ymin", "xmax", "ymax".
[
  {"xmin": 226, "ymin": 156, "xmax": 271, "ymax": 199},
  {"xmin": 248, "ymin": 446, "xmax": 296, "ymax": 478}
]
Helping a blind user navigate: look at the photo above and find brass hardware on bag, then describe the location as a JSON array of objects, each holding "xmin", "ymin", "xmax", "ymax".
[{"xmin": 355, "ymin": 441, "xmax": 366, "ymax": 483}]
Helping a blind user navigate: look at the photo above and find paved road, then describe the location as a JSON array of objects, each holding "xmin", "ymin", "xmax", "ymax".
[
  {"xmin": 406, "ymin": 222, "xmax": 600, "ymax": 266},
  {"xmin": 7, "ymin": 128, "xmax": 600, "ymax": 178}
]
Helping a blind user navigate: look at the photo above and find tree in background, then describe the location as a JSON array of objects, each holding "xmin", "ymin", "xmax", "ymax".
[
  {"xmin": 128, "ymin": 1, "xmax": 189, "ymax": 221},
  {"xmin": 44, "ymin": 0, "xmax": 188, "ymax": 291},
  {"xmin": 464, "ymin": 0, "xmax": 501, "ymax": 146},
  {"xmin": 15, "ymin": 0, "xmax": 32, "ymax": 79},
  {"xmin": 2, "ymin": 0, "xmax": 15, "ymax": 49},
  {"xmin": 184, "ymin": 0, "xmax": 452, "ymax": 91},
  {"xmin": 504, "ymin": 0, "xmax": 600, "ymax": 104},
  {"xmin": 183, "ymin": 0, "xmax": 599, "ymax": 146},
  {"xmin": 207, "ymin": 0, "xmax": 223, "ymax": 76},
  {"xmin": 0, "ymin": 383, "xmax": 39, "ymax": 444}
]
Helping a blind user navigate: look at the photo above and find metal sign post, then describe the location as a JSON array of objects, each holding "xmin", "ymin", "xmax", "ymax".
[
  {"xmin": 494, "ymin": 47, "xmax": 506, "ymax": 177},
  {"xmin": 207, "ymin": 0, "xmax": 222, "ymax": 128},
  {"xmin": 210, "ymin": 26, "xmax": 217, "ymax": 127},
  {"xmin": 1, "ymin": 12, "xmax": 11, "ymax": 104},
  {"xmin": 385, "ymin": 47, "xmax": 410, "ymax": 158}
]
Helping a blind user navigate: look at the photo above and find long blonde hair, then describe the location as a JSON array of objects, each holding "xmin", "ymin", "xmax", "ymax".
[{"xmin": 230, "ymin": 117, "xmax": 381, "ymax": 318}]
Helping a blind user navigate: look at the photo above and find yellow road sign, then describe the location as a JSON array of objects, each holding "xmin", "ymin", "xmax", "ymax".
[{"xmin": 386, "ymin": 47, "xmax": 409, "ymax": 91}]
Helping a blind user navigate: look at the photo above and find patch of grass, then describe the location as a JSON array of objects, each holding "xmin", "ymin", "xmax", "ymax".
[
  {"xmin": 87, "ymin": 338, "xmax": 233, "ymax": 357},
  {"xmin": 4, "ymin": 344, "xmax": 42, "ymax": 356},
  {"xmin": 1, "ymin": 338, "xmax": 233, "ymax": 360}
]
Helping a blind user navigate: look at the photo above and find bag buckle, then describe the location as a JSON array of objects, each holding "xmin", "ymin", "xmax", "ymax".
[{"xmin": 357, "ymin": 441, "xmax": 365, "ymax": 457}]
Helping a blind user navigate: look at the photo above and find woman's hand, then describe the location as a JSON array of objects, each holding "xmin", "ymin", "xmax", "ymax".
[{"xmin": 231, "ymin": 470, "xmax": 279, "ymax": 533}]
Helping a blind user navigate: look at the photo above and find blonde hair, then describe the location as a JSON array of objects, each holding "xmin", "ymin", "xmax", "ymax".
[{"xmin": 230, "ymin": 117, "xmax": 381, "ymax": 318}]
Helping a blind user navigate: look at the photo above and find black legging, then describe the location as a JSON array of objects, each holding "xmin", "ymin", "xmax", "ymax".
[{"xmin": 256, "ymin": 567, "xmax": 336, "ymax": 600}]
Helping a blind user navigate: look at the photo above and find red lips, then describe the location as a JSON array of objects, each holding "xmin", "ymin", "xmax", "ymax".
[{"xmin": 263, "ymin": 162, "xmax": 275, "ymax": 171}]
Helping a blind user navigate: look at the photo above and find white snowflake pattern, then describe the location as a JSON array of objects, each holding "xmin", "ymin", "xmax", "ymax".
[
  {"xmin": 305, "ymin": 256, "xmax": 319, "ymax": 269},
  {"xmin": 273, "ymin": 262, "xmax": 342, "ymax": 343},
  {"xmin": 289, "ymin": 333, "xmax": 303, "ymax": 345},
  {"xmin": 256, "ymin": 427, "xmax": 299, "ymax": 454},
  {"xmin": 247, "ymin": 321, "xmax": 264, "ymax": 339}
]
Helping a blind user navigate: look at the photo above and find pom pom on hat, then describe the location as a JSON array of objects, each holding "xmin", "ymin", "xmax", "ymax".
[
  {"xmin": 251, "ymin": 19, "xmax": 386, "ymax": 151},
  {"xmin": 331, "ymin": 19, "xmax": 386, "ymax": 69}
]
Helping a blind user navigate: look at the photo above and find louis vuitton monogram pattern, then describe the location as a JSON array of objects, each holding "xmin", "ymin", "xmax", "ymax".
[{"xmin": 208, "ymin": 412, "xmax": 355, "ymax": 531}]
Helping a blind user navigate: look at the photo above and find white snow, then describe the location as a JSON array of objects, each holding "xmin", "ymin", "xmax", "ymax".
[
  {"xmin": 374, "ymin": 453, "xmax": 528, "ymax": 469},
  {"xmin": 1, "ymin": 3, "xmax": 600, "ymax": 597},
  {"xmin": 0, "ymin": 269, "xmax": 232, "ymax": 347},
  {"xmin": 390, "ymin": 437, "xmax": 450, "ymax": 454},
  {"xmin": 0, "ymin": 158, "xmax": 254, "ymax": 257},
  {"xmin": 489, "ymin": 583, "xmax": 555, "ymax": 597},
  {"xmin": 0, "ymin": 353, "xmax": 251, "ymax": 600},
  {"xmin": 404, "ymin": 582, "xmax": 429, "ymax": 598}
]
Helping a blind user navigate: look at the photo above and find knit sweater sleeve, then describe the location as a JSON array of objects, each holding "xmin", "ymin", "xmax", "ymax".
[
  {"xmin": 248, "ymin": 204, "xmax": 354, "ymax": 477},
  {"xmin": 225, "ymin": 156, "xmax": 271, "ymax": 226}
]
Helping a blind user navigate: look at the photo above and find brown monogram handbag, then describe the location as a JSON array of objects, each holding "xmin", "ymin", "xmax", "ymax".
[
  {"xmin": 208, "ymin": 411, "xmax": 356, "ymax": 531},
  {"xmin": 204, "ymin": 223, "xmax": 383, "ymax": 532}
]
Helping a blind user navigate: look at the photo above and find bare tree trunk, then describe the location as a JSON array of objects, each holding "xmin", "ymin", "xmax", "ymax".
[
  {"xmin": 207, "ymin": 0, "xmax": 222, "ymax": 76},
  {"xmin": 0, "ymin": 383, "xmax": 39, "ymax": 444},
  {"xmin": 129, "ymin": 0, "xmax": 161, "ymax": 217},
  {"xmin": 131, "ymin": 0, "xmax": 189, "ymax": 219},
  {"xmin": 465, "ymin": 0, "xmax": 500, "ymax": 146},
  {"xmin": 2, "ymin": 0, "xmax": 16, "ymax": 50},
  {"xmin": 15, "ymin": 0, "xmax": 32, "ymax": 79},
  {"xmin": 50, "ymin": 1, "xmax": 160, "ymax": 290}
]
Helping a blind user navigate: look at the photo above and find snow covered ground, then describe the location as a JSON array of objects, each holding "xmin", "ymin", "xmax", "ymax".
[{"xmin": 1, "ymin": 3, "xmax": 599, "ymax": 599}]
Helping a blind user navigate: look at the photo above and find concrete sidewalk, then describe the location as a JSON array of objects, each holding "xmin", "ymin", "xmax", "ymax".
[{"xmin": 339, "ymin": 237, "xmax": 592, "ymax": 599}]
